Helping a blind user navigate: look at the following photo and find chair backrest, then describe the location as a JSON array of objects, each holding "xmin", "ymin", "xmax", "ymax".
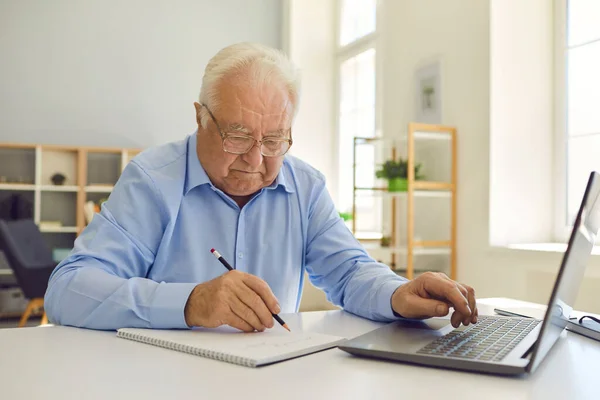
[
  {"xmin": 0, "ymin": 219, "xmax": 54, "ymax": 269},
  {"xmin": 0, "ymin": 219, "xmax": 56, "ymax": 298}
]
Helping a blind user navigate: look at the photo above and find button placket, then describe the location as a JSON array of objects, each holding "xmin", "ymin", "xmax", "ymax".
[{"xmin": 235, "ymin": 209, "xmax": 246, "ymax": 270}]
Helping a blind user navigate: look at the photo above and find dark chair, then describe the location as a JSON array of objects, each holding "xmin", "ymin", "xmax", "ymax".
[{"xmin": 0, "ymin": 219, "xmax": 57, "ymax": 327}]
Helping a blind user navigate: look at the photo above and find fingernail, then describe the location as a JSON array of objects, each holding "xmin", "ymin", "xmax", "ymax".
[
  {"xmin": 436, "ymin": 304, "xmax": 446, "ymax": 315},
  {"xmin": 274, "ymin": 304, "xmax": 281, "ymax": 314}
]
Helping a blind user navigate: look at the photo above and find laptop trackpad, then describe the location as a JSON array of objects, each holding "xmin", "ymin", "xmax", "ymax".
[
  {"xmin": 397, "ymin": 318, "xmax": 453, "ymax": 331},
  {"xmin": 345, "ymin": 318, "xmax": 455, "ymax": 353}
]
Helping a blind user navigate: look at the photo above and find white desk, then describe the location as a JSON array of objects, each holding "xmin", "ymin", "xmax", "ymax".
[{"xmin": 1, "ymin": 298, "xmax": 598, "ymax": 400}]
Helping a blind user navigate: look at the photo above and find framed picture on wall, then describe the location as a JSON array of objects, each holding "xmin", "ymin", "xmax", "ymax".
[{"xmin": 414, "ymin": 59, "xmax": 442, "ymax": 124}]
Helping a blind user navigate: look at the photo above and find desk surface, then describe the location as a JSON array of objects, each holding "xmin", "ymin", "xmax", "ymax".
[{"xmin": 1, "ymin": 298, "xmax": 598, "ymax": 400}]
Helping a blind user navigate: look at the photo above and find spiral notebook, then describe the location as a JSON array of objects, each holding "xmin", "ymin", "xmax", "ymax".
[{"xmin": 117, "ymin": 327, "xmax": 346, "ymax": 367}]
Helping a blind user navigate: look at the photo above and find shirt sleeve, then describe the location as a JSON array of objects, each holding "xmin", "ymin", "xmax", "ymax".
[
  {"xmin": 44, "ymin": 161, "xmax": 196, "ymax": 330},
  {"xmin": 304, "ymin": 180, "xmax": 408, "ymax": 321}
]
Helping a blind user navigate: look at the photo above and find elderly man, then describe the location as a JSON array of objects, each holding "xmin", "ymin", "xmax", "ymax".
[{"xmin": 45, "ymin": 42, "xmax": 477, "ymax": 332}]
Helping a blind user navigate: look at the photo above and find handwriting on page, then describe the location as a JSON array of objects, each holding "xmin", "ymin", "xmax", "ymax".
[{"xmin": 242, "ymin": 335, "xmax": 317, "ymax": 350}]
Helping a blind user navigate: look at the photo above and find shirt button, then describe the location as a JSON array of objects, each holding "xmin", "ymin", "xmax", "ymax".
[{"xmin": 238, "ymin": 252, "xmax": 243, "ymax": 259}]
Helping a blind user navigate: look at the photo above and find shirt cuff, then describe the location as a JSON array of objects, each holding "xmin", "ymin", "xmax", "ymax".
[
  {"xmin": 149, "ymin": 282, "xmax": 197, "ymax": 329},
  {"xmin": 373, "ymin": 279, "xmax": 406, "ymax": 321}
]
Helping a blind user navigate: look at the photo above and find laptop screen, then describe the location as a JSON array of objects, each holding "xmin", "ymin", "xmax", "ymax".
[{"xmin": 528, "ymin": 171, "xmax": 600, "ymax": 373}]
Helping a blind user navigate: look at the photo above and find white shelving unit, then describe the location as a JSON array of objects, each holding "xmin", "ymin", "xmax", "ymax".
[
  {"xmin": 0, "ymin": 143, "xmax": 141, "ymax": 263},
  {"xmin": 39, "ymin": 226, "xmax": 79, "ymax": 233},
  {"xmin": 40, "ymin": 185, "xmax": 79, "ymax": 192},
  {"xmin": 84, "ymin": 185, "xmax": 114, "ymax": 193},
  {"xmin": 0, "ymin": 184, "xmax": 36, "ymax": 191}
]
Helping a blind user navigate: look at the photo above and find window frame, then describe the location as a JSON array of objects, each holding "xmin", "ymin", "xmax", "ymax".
[
  {"xmin": 334, "ymin": 0, "xmax": 383, "ymax": 238},
  {"xmin": 553, "ymin": 0, "xmax": 600, "ymax": 244}
]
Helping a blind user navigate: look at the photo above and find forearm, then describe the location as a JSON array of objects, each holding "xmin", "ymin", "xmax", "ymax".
[
  {"xmin": 309, "ymin": 244, "xmax": 407, "ymax": 321},
  {"xmin": 44, "ymin": 264, "xmax": 196, "ymax": 330},
  {"xmin": 334, "ymin": 260, "xmax": 406, "ymax": 321}
]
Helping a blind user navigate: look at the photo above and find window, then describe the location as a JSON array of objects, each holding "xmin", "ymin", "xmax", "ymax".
[
  {"xmin": 557, "ymin": 0, "xmax": 600, "ymax": 243},
  {"xmin": 339, "ymin": 0, "xmax": 376, "ymax": 46},
  {"xmin": 336, "ymin": 0, "xmax": 380, "ymax": 237}
]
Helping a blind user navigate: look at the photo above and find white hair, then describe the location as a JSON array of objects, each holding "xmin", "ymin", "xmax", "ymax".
[{"xmin": 198, "ymin": 42, "xmax": 300, "ymax": 129}]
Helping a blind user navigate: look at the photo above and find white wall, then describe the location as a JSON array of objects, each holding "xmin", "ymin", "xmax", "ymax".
[
  {"xmin": 0, "ymin": 0, "xmax": 281, "ymax": 148},
  {"xmin": 286, "ymin": 0, "xmax": 337, "ymax": 200},
  {"xmin": 489, "ymin": 0, "xmax": 554, "ymax": 246},
  {"xmin": 285, "ymin": 0, "xmax": 339, "ymax": 312}
]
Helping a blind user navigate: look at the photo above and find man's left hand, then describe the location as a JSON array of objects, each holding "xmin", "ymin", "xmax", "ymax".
[{"xmin": 391, "ymin": 272, "xmax": 478, "ymax": 328}]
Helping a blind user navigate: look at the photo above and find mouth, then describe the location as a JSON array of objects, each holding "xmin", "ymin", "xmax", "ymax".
[{"xmin": 232, "ymin": 170, "xmax": 260, "ymax": 175}]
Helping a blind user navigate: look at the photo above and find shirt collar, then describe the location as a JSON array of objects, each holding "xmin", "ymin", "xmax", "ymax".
[{"xmin": 185, "ymin": 132, "xmax": 295, "ymax": 195}]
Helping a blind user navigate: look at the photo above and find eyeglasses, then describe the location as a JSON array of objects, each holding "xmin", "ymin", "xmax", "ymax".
[{"xmin": 200, "ymin": 103, "xmax": 293, "ymax": 157}]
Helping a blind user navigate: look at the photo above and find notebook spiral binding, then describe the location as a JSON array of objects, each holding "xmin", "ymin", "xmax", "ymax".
[{"xmin": 117, "ymin": 330, "xmax": 257, "ymax": 367}]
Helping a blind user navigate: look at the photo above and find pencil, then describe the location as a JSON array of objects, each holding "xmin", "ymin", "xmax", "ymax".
[{"xmin": 210, "ymin": 248, "xmax": 291, "ymax": 332}]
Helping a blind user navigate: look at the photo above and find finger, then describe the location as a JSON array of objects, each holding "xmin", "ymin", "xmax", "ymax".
[
  {"xmin": 451, "ymin": 310, "xmax": 464, "ymax": 328},
  {"xmin": 243, "ymin": 275, "xmax": 281, "ymax": 315},
  {"xmin": 438, "ymin": 275, "xmax": 477, "ymax": 322},
  {"xmin": 423, "ymin": 278, "xmax": 471, "ymax": 318},
  {"xmin": 225, "ymin": 312, "xmax": 255, "ymax": 333},
  {"xmin": 230, "ymin": 295, "xmax": 265, "ymax": 332},
  {"xmin": 238, "ymin": 282, "xmax": 274, "ymax": 328},
  {"xmin": 461, "ymin": 283, "xmax": 477, "ymax": 324},
  {"xmin": 453, "ymin": 284, "xmax": 471, "ymax": 326},
  {"xmin": 472, "ymin": 307, "xmax": 479, "ymax": 323},
  {"xmin": 401, "ymin": 295, "xmax": 450, "ymax": 319}
]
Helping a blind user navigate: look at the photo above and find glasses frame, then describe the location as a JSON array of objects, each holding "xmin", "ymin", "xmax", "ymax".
[{"xmin": 200, "ymin": 103, "xmax": 293, "ymax": 157}]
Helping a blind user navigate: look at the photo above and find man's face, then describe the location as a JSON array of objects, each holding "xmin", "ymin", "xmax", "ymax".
[{"xmin": 194, "ymin": 73, "xmax": 293, "ymax": 198}]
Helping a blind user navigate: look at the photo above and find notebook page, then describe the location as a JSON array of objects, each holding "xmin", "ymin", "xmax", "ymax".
[{"xmin": 118, "ymin": 327, "xmax": 346, "ymax": 363}]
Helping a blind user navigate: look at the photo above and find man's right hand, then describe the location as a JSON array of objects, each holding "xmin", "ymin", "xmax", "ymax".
[{"xmin": 184, "ymin": 270, "xmax": 281, "ymax": 332}]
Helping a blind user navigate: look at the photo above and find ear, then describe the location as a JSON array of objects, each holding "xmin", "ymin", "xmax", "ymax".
[{"xmin": 193, "ymin": 102, "xmax": 202, "ymax": 126}]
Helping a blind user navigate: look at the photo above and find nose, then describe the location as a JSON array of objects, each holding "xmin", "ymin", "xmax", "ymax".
[{"xmin": 241, "ymin": 140, "xmax": 263, "ymax": 169}]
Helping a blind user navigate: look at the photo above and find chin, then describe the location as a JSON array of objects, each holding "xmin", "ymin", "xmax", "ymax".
[{"xmin": 225, "ymin": 180, "xmax": 263, "ymax": 196}]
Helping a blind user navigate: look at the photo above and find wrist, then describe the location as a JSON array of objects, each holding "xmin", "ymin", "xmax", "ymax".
[
  {"xmin": 390, "ymin": 284, "xmax": 405, "ymax": 318},
  {"xmin": 184, "ymin": 285, "xmax": 202, "ymax": 327}
]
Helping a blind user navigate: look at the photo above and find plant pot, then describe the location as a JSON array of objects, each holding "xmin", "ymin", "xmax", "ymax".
[{"xmin": 387, "ymin": 178, "xmax": 407, "ymax": 192}]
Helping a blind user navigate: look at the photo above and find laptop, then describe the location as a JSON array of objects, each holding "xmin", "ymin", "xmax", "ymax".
[{"xmin": 339, "ymin": 171, "xmax": 600, "ymax": 375}]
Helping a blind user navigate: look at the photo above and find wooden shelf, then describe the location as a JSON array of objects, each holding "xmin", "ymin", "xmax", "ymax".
[
  {"xmin": 412, "ymin": 181, "xmax": 454, "ymax": 190},
  {"xmin": 362, "ymin": 243, "xmax": 451, "ymax": 256},
  {"xmin": 40, "ymin": 185, "xmax": 79, "ymax": 192},
  {"xmin": 354, "ymin": 130, "xmax": 452, "ymax": 144},
  {"xmin": 355, "ymin": 188, "xmax": 452, "ymax": 198},
  {"xmin": 413, "ymin": 240, "xmax": 451, "ymax": 247},
  {"xmin": 39, "ymin": 226, "xmax": 78, "ymax": 233},
  {"xmin": 0, "ymin": 183, "xmax": 35, "ymax": 191},
  {"xmin": 85, "ymin": 185, "xmax": 114, "ymax": 193},
  {"xmin": 412, "ymin": 131, "xmax": 452, "ymax": 140},
  {"xmin": 352, "ymin": 123, "xmax": 457, "ymax": 280}
]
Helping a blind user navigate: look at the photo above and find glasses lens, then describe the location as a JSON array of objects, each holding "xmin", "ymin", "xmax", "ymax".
[
  {"xmin": 262, "ymin": 140, "xmax": 291, "ymax": 156},
  {"xmin": 223, "ymin": 136, "xmax": 253, "ymax": 154}
]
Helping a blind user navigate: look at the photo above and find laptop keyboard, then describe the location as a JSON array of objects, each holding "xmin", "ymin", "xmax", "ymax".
[{"xmin": 416, "ymin": 316, "xmax": 541, "ymax": 362}]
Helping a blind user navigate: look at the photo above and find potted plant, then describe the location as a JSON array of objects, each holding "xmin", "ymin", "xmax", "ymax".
[
  {"xmin": 338, "ymin": 211, "xmax": 353, "ymax": 222},
  {"xmin": 375, "ymin": 159, "xmax": 424, "ymax": 192}
]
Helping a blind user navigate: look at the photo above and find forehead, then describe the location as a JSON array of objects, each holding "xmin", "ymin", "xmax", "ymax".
[{"xmin": 215, "ymin": 73, "xmax": 294, "ymax": 132}]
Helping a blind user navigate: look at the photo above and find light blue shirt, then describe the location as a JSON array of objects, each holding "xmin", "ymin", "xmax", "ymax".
[{"xmin": 45, "ymin": 133, "xmax": 407, "ymax": 330}]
